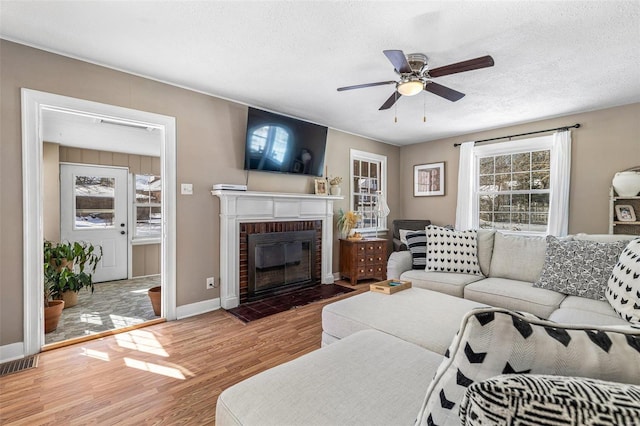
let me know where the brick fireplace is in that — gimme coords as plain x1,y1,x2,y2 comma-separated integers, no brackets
240,221,322,303
212,189,341,309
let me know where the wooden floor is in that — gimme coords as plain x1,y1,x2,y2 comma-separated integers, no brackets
0,282,368,425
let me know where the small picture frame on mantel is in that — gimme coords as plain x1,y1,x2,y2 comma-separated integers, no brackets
314,178,327,195
414,162,445,197
615,204,636,222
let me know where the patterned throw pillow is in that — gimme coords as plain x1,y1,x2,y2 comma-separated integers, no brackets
406,230,427,270
425,226,482,276
534,235,627,300
459,374,640,426
606,238,640,324
414,307,640,426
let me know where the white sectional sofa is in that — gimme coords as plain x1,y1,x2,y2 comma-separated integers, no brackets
217,231,640,425
386,230,636,325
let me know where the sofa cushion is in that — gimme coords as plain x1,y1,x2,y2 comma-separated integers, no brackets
489,233,546,282
476,229,495,277
321,288,486,355
551,295,630,326
606,238,640,324
534,236,627,300
415,307,640,426
425,226,482,276
549,308,633,327
459,374,640,426
464,277,565,319
400,269,484,298
216,330,444,426
406,230,427,269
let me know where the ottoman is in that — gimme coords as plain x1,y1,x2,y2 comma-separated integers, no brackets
321,287,486,355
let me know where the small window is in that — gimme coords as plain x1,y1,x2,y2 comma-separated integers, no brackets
134,174,162,240
350,149,388,233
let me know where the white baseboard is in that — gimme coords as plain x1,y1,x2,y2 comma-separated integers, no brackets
0,342,25,363
176,297,221,320
332,272,341,281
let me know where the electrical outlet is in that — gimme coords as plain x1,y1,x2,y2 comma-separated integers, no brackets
206,277,215,289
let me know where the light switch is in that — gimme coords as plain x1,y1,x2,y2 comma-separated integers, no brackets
181,183,193,195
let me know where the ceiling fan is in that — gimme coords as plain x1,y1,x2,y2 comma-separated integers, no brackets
337,50,494,110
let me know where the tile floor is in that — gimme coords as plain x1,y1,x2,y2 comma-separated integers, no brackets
45,275,161,345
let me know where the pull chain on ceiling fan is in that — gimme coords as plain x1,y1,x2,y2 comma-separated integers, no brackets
337,50,495,111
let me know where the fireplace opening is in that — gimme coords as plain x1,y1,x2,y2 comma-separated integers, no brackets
247,230,318,301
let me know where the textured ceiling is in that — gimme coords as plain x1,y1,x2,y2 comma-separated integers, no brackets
1,1,639,145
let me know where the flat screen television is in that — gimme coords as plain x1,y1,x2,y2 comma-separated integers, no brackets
244,107,328,177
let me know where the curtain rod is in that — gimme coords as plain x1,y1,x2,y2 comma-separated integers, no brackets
453,123,581,147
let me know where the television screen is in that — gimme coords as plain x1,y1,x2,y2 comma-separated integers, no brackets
244,107,328,177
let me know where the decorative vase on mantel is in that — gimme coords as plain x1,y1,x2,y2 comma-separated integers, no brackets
612,167,640,197
330,185,341,196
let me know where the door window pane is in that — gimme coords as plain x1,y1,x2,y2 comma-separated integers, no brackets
74,176,115,229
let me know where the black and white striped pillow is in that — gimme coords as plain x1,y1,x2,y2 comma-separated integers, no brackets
406,230,427,270
460,374,640,425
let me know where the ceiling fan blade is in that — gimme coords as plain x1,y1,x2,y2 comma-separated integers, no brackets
337,81,397,91
424,82,465,102
379,92,401,110
383,50,412,74
429,55,494,78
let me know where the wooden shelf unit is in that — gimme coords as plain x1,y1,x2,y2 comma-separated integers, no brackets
339,238,387,285
609,188,640,235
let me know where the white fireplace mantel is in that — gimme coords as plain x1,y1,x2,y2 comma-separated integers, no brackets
212,190,342,309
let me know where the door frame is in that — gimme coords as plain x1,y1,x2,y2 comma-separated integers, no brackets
21,88,177,355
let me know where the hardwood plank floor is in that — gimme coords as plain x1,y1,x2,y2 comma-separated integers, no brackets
0,283,369,425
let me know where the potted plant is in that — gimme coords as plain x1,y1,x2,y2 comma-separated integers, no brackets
43,278,65,333
329,176,343,196
44,240,102,308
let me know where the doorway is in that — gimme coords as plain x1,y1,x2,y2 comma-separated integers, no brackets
60,164,129,282
22,88,177,356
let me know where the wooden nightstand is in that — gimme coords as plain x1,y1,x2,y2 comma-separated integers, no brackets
339,238,387,285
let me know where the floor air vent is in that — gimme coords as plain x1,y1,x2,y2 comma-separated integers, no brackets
0,355,39,377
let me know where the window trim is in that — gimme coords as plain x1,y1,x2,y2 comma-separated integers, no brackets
349,149,388,234
472,135,554,235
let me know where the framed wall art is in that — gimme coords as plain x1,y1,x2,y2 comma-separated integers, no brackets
615,204,636,222
414,162,445,197
314,178,327,195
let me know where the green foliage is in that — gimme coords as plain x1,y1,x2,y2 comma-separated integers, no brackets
44,240,103,302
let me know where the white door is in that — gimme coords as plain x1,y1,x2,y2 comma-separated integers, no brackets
60,164,129,282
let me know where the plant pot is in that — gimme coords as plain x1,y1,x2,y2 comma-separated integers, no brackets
61,290,78,308
148,286,161,316
330,185,341,196
613,171,640,196
44,300,65,333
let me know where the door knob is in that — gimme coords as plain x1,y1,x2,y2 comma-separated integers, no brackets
120,231,126,235
120,223,125,227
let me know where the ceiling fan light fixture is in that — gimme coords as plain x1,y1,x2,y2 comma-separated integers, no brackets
397,80,424,96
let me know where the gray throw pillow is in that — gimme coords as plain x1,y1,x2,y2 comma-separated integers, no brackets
406,230,427,270
534,236,628,300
